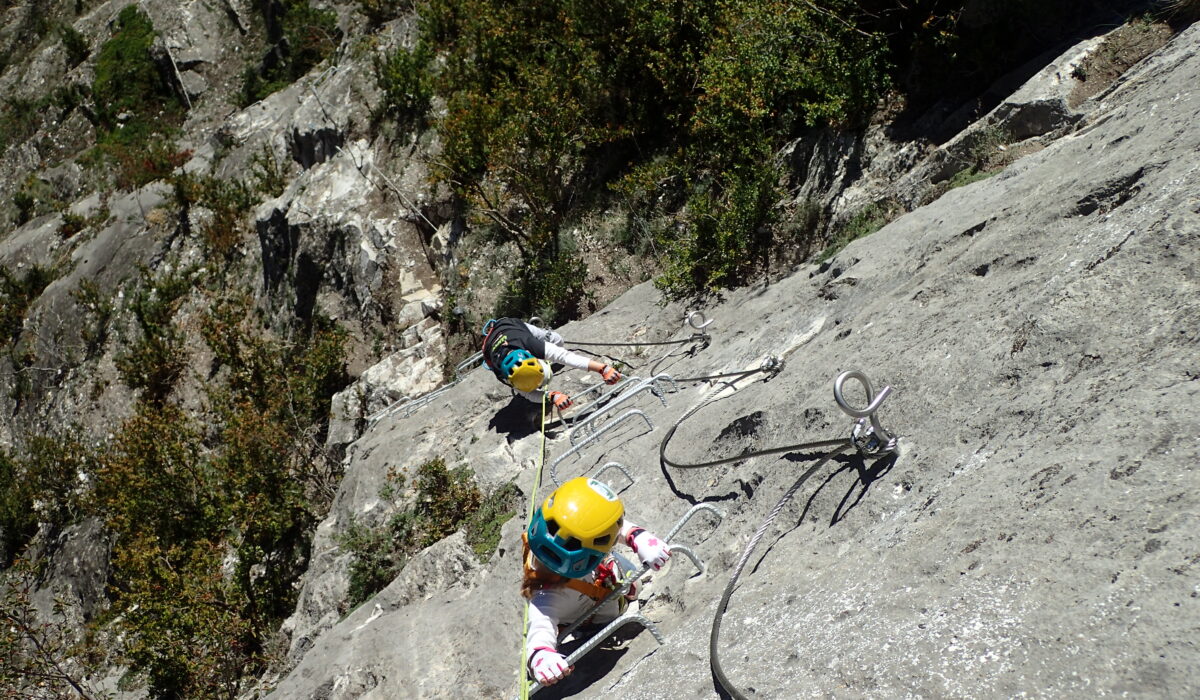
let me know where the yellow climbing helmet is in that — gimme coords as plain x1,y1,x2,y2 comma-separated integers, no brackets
504,350,546,392
527,477,624,578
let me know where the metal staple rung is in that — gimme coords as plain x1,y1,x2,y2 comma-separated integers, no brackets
525,612,664,697
550,408,654,486
591,462,635,492
665,502,725,542
667,544,705,576
567,376,638,416
568,375,672,446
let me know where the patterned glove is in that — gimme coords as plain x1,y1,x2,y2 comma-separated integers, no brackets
547,391,573,410
599,364,621,385
630,529,671,571
530,647,572,685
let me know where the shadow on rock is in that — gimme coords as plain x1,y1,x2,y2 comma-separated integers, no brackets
488,396,567,442
750,451,898,575
831,452,898,525
530,626,640,699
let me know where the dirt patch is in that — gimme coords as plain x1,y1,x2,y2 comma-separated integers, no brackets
1068,20,1175,108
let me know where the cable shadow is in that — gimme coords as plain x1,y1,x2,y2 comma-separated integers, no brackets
749,451,898,575
712,668,739,700
831,452,898,525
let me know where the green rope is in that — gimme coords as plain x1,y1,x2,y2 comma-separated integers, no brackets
518,393,549,699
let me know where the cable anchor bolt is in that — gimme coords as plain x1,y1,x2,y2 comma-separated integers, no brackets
834,370,898,456
759,355,784,378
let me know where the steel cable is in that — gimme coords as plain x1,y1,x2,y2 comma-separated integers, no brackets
709,441,853,699
656,366,868,698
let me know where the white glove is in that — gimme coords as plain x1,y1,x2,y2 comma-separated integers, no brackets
632,530,671,571
530,647,571,685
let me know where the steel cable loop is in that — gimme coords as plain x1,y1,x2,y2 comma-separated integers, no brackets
563,332,710,348
709,441,853,700
655,365,878,698
659,364,832,471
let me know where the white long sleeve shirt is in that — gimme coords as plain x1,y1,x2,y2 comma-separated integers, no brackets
524,521,642,665
513,323,594,404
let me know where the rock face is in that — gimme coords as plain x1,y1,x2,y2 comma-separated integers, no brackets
265,23,1200,700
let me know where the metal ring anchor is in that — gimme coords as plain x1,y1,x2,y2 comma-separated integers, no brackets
834,370,898,456
686,310,713,330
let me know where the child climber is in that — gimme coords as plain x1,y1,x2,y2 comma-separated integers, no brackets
481,318,622,410
522,477,671,687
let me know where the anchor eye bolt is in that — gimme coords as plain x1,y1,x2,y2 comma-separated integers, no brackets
834,370,898,456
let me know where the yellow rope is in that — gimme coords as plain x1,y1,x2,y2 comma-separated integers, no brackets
518,393,549,699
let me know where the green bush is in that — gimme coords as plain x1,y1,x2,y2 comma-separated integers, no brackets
88,6,188,190
464,482,519,560
358,0,412,27
338,457,511,608
241,0,342,105
250,142,289,198
493,250,590,325
85,293,349,696
817,201,895,261
92,6,182,141
415,0,890,303
59,23,90,68
70,279,115,359
0,264,56,346
114,267,196,403
657,158,781,298
0,451,36,567
12,173,67,226
374,40,433,131
172,173,258,257
0,96,41,157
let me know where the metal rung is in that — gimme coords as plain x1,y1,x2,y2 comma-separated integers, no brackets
566,376,639,416
591,462,634,493
550,409,654,486
525,612,664,697
568,376,671,446
667,544,705,576
664,502,725,542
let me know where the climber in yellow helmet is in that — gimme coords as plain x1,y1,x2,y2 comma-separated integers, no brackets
481,318,621,410
520,477,671,687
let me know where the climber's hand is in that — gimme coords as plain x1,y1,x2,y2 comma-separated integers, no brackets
531,647,572,685
631,530,671,571
547,391,573,410
599,364,621,385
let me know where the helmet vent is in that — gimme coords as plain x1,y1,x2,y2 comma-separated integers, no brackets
593,534,610,546
563,537,582,551
545,519,559,536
